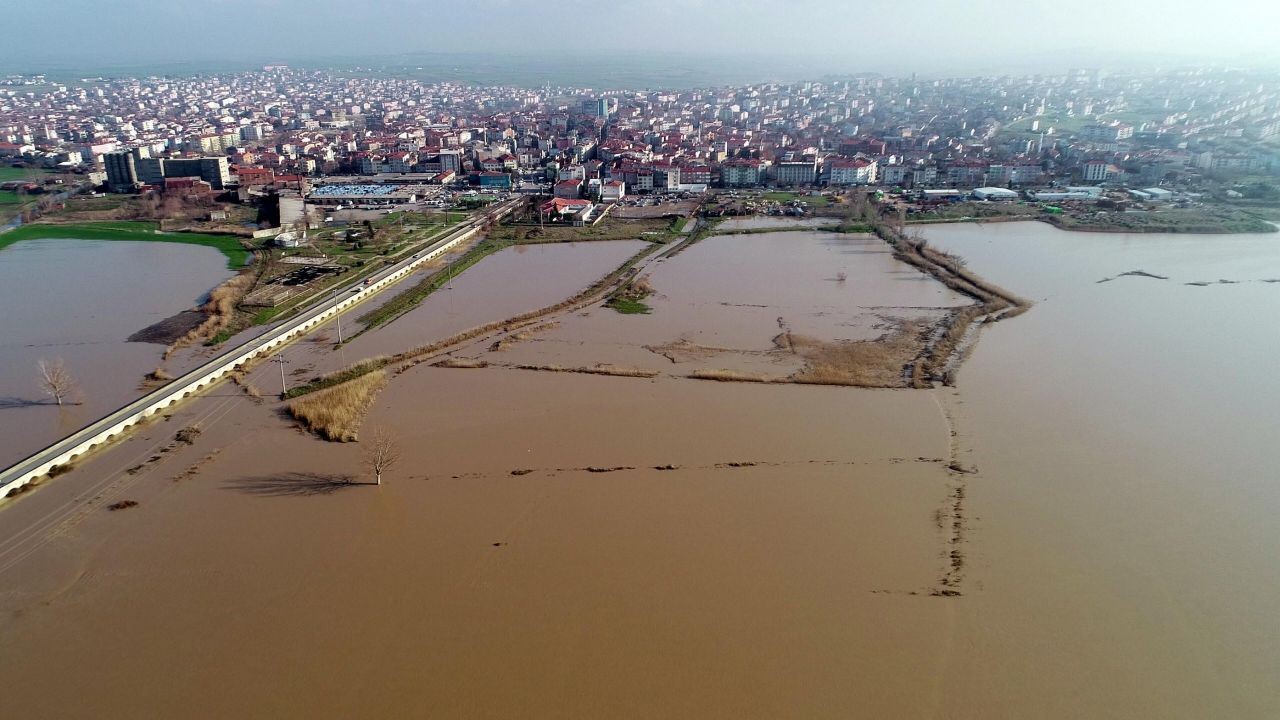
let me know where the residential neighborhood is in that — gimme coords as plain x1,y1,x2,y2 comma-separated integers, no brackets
2,65,1279,226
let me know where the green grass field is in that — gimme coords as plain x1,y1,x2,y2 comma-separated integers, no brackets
0,167,44,182
0,190,23,205
0,221,252,268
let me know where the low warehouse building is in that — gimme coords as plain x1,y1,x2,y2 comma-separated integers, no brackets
973,186,1020,200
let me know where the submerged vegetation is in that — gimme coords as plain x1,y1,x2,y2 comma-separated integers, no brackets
605,274,655,314
166,272,255,356
784,322,928,388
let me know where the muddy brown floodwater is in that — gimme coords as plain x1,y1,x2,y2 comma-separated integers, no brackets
0,221,1277,717
916,220,1280,718
265,240,650,388
482,230,968,378
0,238,233,468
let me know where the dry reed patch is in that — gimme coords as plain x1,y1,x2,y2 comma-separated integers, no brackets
175,423,203,444
783,320,927,388
513,363,659,378
688,369,776,383
287,370,388,442
433,357,490,369
166,271,254,356
645,339,765,364
490,321,560,351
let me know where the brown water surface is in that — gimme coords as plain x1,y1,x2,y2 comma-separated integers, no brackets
2,221,1278,717
491,230,967,375
273,240,647,384
920,220,1280,717
0,238,232,466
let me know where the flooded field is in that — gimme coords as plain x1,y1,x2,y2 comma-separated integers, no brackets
1,220,1278,717
471,230,969,379
918,220,1280,717
0,238,232,467
273,240,648,385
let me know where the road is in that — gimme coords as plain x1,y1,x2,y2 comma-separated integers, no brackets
0,199,518,498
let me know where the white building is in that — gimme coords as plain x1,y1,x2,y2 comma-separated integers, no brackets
973,187,1019,200
1082,161,1112,183
601,179,625,202
827,157,878,185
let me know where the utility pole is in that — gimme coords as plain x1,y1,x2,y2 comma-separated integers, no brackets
330,289,344,344
446,260,455,315
274,356,289,398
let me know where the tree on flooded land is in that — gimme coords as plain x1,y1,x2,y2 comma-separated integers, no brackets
38,358,79,406
362,426,401,486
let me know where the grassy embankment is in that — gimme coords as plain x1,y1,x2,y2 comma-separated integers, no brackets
0,221,251,268
660,217,721,257
875,224,1031,386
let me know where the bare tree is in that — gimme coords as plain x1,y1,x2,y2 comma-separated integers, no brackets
850,191,868,221
38,358,79,406
362,426,401,486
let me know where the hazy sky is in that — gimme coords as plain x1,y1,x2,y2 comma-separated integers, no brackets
3,0,1278,76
